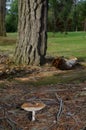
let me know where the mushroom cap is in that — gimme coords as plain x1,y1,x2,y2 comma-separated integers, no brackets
21,102,46,111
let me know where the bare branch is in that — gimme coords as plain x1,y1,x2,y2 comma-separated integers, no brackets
55,93,63,122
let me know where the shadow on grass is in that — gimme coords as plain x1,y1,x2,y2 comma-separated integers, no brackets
78,57,86,62
0,36,16,45
11,65,86,87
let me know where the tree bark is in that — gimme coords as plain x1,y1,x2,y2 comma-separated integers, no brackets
14,0,48,65
0,0,6,36
84,18,86,32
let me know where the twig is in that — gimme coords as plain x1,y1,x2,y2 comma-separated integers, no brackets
0,107,22,130
55,93,63,122
0,125,4,130
66,112,80,126
0,117,6,120
5,111,20,130
42,93,63,130
47,121,57,130
70,124,77,130
6,118,17,130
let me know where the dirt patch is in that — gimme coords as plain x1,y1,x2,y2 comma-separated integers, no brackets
0,56,86,130
0,82,86,130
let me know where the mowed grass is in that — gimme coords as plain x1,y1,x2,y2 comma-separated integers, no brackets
47,31,86,61
0,32,86,85
0,33,17,55
0,31,86,61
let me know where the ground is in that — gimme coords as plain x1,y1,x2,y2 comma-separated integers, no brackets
0,81,86,130
0,56,86,130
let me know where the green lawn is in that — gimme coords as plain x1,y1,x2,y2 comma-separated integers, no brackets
0,31,86,61
47,31,86,61
0,31,86,85
0,33,17,56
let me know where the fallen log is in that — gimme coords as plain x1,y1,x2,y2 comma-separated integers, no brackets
52,56,78,70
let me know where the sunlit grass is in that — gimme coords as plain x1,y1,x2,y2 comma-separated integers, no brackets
0,31,86,61
47,31,86,61
0,31,86,85
7,32,18,38
14,68,86,86
0,33,17,55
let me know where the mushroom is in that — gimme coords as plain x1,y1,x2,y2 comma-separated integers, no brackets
21,102,46,121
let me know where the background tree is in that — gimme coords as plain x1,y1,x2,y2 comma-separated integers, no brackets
61,0,73,34
14,0,48,65
0,0,6,36
6,0,18,32
77,0,86,31
48,0,61,32
48,0,63,32
48,0,73,33
5,0,86,33
72,0,79,31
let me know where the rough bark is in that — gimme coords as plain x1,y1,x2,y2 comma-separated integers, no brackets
84,18,86,32
14,0,48,65
0,0,6,36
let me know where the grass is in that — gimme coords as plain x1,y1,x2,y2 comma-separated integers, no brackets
14,68,86,86
0,33,17,56
0,31,86,60
29,69,86,86
7,32,17,38
47,31,86,61
0,31,86,86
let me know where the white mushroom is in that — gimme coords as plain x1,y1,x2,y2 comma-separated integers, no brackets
21,102,46,121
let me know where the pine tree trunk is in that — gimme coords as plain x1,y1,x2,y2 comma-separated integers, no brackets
84,18,86,32
0,0,6,36
15,0,48,65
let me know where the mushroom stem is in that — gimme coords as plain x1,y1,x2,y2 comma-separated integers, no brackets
32,111,35,121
